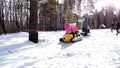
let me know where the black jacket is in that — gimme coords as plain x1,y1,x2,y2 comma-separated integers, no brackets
116,22,120,29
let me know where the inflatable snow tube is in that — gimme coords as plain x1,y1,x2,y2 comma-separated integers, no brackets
59,33,83,43
63,33,74,43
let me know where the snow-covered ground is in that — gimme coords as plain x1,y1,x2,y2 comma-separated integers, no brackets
0,29,120,68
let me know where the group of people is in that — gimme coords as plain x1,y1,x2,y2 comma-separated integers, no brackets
64,15,90,37
111,21,120,35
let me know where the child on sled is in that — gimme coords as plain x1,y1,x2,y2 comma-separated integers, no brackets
64,22,81,37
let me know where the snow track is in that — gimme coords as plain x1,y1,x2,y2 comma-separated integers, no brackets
0,29,120,68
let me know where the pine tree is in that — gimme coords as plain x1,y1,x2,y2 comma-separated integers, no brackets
64,8,75,23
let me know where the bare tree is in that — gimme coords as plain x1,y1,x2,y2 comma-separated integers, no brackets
64,0,75,11
0,0,7,34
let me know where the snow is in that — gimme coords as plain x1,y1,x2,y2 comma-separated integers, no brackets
0,29,120,68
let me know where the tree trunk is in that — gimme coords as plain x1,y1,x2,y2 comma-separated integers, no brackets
29,0,38,43
0,0,7,34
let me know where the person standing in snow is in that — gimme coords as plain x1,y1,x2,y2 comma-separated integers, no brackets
115,22,120,35
111,22,115,32
82,14,90,36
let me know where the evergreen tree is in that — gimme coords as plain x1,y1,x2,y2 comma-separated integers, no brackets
64,8,76,23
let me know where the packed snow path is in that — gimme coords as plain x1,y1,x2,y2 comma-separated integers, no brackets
0,29,120,68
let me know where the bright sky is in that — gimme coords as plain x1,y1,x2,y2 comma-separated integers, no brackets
95,0,120,11
58,0,64,4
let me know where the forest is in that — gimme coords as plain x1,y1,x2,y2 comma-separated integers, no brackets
0,0,120,35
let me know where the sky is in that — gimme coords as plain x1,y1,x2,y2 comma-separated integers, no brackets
57,0,120,16
58,0,64,4
95,0,120,11
58,0,120,11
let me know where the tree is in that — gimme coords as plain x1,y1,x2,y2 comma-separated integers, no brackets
64,8,76,23
39,0,59,31
29,0,38,43
0,0,7,34
64,0,75,11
